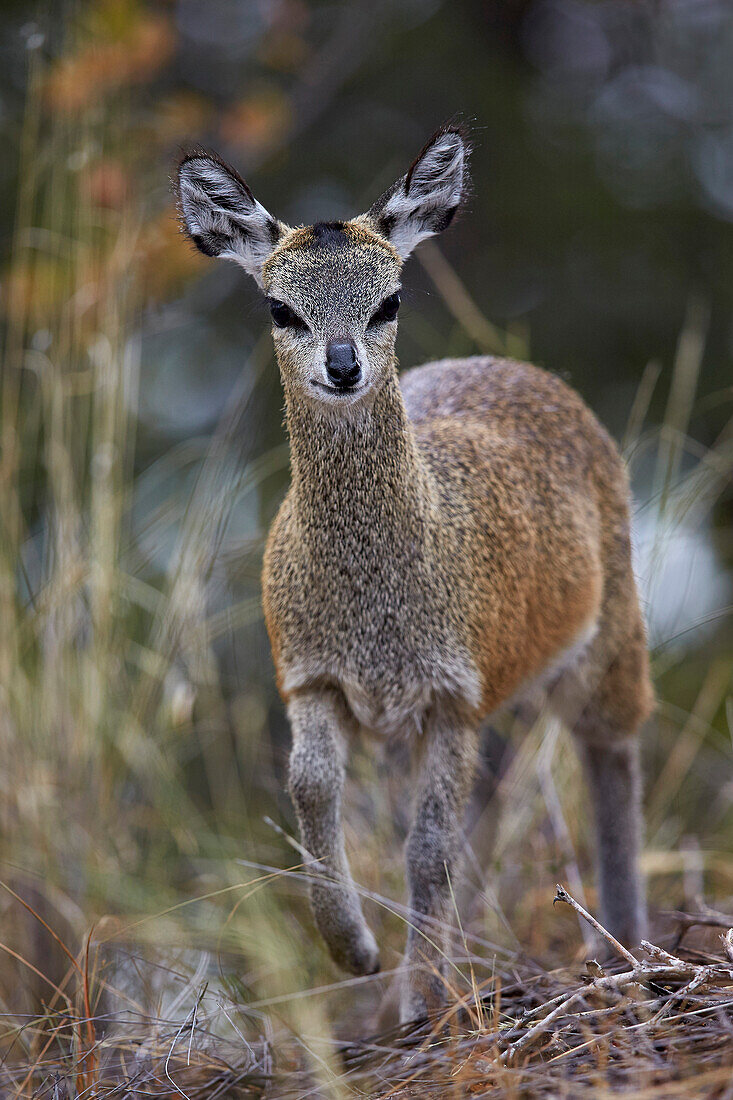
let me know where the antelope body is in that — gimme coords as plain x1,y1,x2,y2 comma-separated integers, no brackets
177,127,654,1022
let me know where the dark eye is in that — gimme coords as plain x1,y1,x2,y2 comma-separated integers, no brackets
368,292,400,327
268,299,306,330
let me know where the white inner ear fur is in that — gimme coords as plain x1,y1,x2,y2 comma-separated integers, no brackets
178,158,279,288
375,132,466,260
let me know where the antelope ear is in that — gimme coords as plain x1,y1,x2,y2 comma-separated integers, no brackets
364,125,470,259
176,150,285,287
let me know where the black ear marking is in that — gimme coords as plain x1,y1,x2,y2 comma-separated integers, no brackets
266,217,282,246
190,232,218,257
432,204,458,232
377,212,397,237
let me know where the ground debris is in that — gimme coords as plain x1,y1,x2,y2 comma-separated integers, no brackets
7,890,733,1098
340,888,733,1099
1,1023,271,1099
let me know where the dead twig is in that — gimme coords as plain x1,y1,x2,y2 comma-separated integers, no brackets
553,884,641,967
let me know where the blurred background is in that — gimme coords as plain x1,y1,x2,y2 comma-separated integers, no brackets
0,0,732,1092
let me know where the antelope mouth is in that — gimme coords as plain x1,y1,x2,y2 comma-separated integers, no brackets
310,380,366,398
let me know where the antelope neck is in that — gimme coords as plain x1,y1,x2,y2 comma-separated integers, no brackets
284,370,435,535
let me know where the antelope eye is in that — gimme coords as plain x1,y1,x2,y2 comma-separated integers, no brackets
268,299,305,329
369,292,400,327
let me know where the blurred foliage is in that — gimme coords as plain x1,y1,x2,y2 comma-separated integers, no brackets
0,0,731,1092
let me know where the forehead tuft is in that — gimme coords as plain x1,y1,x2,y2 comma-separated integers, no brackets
311,221,349,248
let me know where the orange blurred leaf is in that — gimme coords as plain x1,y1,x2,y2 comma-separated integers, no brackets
258,29,310,72
219,89,292,157
151,91,214,146
45,13,176,114
81,159,131,210
3,257,70,326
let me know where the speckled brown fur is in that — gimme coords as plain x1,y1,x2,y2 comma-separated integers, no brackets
177,127,654,1023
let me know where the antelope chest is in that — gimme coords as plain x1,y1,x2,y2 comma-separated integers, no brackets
266,540,480,738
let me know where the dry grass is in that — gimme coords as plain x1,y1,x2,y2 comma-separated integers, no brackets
3,889,733,1098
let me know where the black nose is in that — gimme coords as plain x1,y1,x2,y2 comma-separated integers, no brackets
325,338,361,389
